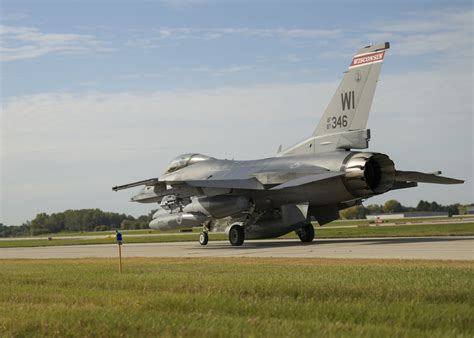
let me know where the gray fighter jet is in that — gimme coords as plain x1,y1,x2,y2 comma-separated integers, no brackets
113,42,463,246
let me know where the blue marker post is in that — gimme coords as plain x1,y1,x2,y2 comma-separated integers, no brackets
116,229,123,274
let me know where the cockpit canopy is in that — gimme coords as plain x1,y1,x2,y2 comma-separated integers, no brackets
165,153,213,174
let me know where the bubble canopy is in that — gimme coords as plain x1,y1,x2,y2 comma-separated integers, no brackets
165,153,213,174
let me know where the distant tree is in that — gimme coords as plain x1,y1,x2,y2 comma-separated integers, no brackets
148,209,158,219
366,204,383,215
94,225,110,232
383,200,403,213
340,206,360,219
428,201,440,212
457,205,467,215
416,200,430,211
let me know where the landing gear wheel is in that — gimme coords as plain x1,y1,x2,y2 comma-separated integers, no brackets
199,232,209,246
229,225,245,246
296,224,315,243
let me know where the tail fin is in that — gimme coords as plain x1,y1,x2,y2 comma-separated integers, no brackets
281,42,389,156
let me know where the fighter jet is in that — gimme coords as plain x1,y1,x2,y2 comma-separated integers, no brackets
112,42,463,246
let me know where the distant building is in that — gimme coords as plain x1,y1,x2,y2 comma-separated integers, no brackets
466,206,474,215
366,211,449,221
403,211,449,218
366,213,404,221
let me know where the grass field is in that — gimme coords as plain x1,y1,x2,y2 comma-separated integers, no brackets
1,222,473,248
0,258,472,337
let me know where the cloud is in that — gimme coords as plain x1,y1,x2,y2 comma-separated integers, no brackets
0,25,111,61
119,73,164,80
147,64,255,77
210,65,255,76
283,54,303,63
369,9,473,59
2,13,29,21
127,27,343,49
159,0,207,9
124,8,471,63
218,28,343,39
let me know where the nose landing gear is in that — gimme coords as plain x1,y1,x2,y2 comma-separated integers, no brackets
199,232,209,245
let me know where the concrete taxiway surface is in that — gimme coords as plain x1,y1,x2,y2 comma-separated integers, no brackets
1,236,473,260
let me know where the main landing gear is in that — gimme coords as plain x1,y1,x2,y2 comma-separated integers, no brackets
228,224,245,246
296,223,315,243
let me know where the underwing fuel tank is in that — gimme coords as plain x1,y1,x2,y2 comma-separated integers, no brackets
149,209,207,231
241,219,305,240
183,196,250,218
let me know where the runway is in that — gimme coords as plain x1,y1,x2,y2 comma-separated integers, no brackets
1,236,473,260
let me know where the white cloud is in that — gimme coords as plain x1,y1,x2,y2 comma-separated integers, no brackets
283,54,303,63
218,28,343,39
370,9,473,59
0,25,111,61
159,0,207,9
128,27,343,48
2,13,29,21
119,73,164,80
381,10,471,34
124,8,472,62
157,64,255,76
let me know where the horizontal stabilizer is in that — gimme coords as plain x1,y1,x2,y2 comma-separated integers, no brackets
270,171,344,190
390,181,418,191
395,171,464,185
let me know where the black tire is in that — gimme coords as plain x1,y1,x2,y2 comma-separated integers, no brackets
229,225,245,246
296,224,315,243
199,232,209,246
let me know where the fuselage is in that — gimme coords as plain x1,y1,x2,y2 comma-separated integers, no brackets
131,150,395,209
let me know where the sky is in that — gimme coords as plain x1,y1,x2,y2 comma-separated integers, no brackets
1,0,473,225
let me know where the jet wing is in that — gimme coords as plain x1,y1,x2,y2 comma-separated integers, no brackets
395,171,464,184
112,166,343,197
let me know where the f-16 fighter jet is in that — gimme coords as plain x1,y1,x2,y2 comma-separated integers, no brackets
113,42,463,246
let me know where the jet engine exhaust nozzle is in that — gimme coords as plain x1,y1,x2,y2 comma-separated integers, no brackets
343,152,395,198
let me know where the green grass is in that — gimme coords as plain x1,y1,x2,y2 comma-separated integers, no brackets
1,223,473,248
313,222,474,238
0,258,472,337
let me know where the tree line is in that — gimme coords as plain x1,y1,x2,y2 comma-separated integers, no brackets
0,200,471,237
0,208,157,237
339,200,468,220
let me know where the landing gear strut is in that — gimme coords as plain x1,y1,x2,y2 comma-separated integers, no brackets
229,224,245,246
199,232,209,245
296,223,315,243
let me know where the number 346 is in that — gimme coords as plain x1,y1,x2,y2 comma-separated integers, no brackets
331,115,348,128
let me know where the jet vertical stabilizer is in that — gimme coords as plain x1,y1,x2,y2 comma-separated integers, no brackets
281,42,390,156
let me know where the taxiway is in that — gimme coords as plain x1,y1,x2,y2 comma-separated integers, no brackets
1,236,472,260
